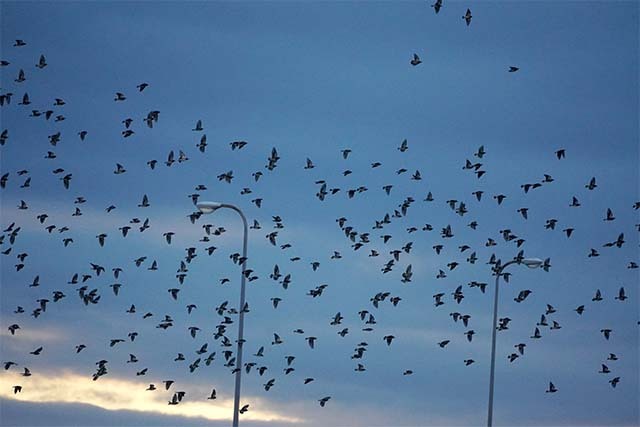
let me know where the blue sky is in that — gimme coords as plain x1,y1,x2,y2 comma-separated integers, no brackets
0,1,638,426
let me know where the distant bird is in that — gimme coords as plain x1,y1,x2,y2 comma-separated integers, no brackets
61,174,72,189
306,336,317,349
508,66,519,72
15,69,26,83
304,158,315,169
410,54,422,66
138,194,150,207
431,0,442,14
604,208,615,221
464,330,475,342
319,396,331,407
592,289,603,301
463,8,472,26
272,333,284,345
168,288,180,300
530,327,542,339
546,382,557,393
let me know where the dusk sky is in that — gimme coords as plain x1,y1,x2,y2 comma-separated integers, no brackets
0,1,638,426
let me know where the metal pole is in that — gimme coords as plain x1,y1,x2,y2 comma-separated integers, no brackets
223,204,248,427
487,260,517,427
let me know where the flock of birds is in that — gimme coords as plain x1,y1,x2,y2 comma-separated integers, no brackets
1,3,637,423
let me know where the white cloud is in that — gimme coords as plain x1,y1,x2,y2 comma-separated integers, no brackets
0,369,303,424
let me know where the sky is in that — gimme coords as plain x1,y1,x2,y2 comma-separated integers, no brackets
0,1,638,426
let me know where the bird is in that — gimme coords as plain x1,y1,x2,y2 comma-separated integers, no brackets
239,404,250,414
431,0,442,14
410,54,422,66
3,362,17,372
138,194,150,207
604,208,615,221
15,69,26,83
319,396,331,407
306,336,317,349
463,8,472,26
508,66,519,72
615,287,627,301
438,340,450,348
585,177,597,190
546,382,558,393
592,289,603,302
113,163,126,174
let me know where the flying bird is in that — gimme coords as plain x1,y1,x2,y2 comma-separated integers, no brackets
431,0,442,14
463,8,472,26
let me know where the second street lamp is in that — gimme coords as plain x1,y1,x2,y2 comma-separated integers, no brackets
487,257,544,427
197,201,248,427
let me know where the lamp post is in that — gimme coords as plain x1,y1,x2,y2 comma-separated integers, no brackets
487,257,543,427
197,201,248,427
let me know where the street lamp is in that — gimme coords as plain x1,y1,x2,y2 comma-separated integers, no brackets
487,257,544,427
197,201,248,427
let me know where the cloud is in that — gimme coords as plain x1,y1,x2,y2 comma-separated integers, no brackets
0,324,68,345
0,370,303,424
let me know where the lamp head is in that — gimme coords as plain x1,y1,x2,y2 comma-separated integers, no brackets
197,201,223,214
522,258,543,269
